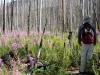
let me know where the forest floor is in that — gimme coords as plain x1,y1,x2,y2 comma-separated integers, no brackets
67,67,79,75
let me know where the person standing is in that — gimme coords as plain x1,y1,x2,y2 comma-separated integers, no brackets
78,16,96,75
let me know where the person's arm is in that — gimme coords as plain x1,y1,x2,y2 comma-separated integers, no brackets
78,26,82,46
93,25,96,45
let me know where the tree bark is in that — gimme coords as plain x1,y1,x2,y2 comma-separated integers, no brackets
3,0,6,34
11,0,14,32
27,0,31,36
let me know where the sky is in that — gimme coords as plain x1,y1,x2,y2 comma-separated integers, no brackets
0,0,11,4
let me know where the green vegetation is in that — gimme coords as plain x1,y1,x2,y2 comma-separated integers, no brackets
0,34,100,75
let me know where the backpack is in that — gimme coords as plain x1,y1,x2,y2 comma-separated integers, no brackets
81,24,94,44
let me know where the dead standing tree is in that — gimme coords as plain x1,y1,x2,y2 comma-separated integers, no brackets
37,0,39,33
3,0,5,34
11,0,14,32
62,0,65,33
69,0,73,47
27,0,31,36
92,0,97,27
96,0,100,31
7,3,10,30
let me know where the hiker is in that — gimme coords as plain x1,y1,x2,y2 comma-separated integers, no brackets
78,16,96,75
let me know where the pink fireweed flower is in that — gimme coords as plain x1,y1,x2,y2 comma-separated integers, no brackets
19,31,27,38
29,56,33,65
13,61,19,75
0,35,8,45
12,30,19,38
0,58,2,68
18,44,25,49
46,31,51,35
12,42,18,51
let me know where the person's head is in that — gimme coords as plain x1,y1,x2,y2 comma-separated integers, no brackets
83,16,91,23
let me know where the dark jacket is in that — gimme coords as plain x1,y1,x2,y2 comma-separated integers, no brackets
78,22,96,45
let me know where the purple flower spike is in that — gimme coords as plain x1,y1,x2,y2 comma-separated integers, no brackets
0,58,2,67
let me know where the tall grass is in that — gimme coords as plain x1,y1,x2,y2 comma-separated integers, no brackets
0,33,100,75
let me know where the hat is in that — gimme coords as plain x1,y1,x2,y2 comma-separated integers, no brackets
83,16,91,21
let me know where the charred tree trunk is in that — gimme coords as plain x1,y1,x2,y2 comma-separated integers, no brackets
27,0,31,36
92,0,97,26
69,0,73,47
36,0,39,33
62,0,65,32
7,4,10,30
16,0,19,30
11,0,14,32
3,0,6,34
97,0,100,31
80,0,83,24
